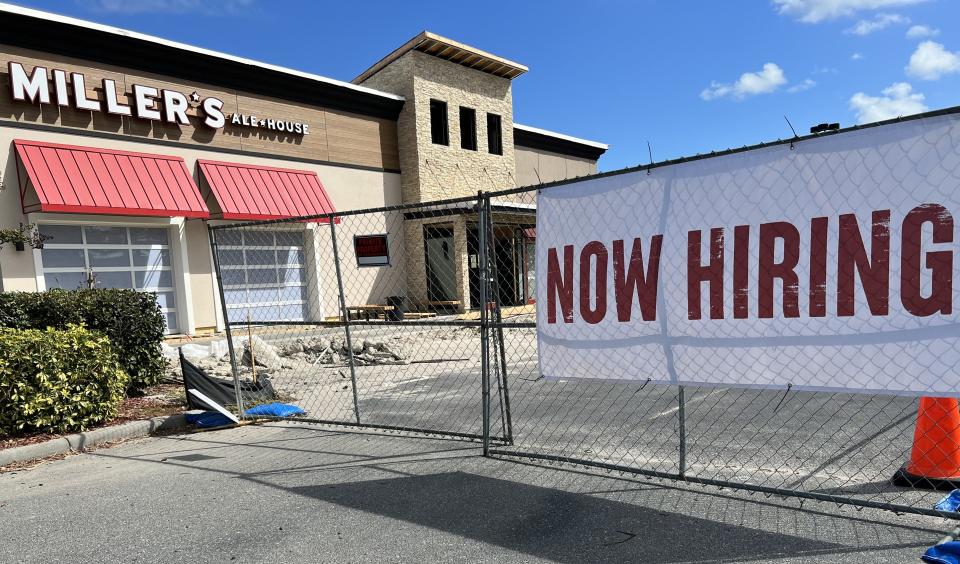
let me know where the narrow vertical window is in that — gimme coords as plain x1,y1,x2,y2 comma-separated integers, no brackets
460,106,477,150
430,99,449,145
487,112,503,155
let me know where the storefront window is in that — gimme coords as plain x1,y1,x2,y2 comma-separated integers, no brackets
38,224,179,333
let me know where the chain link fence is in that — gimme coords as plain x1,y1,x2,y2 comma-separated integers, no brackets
209,195,508,442
486,150,959,520
209,175,960,520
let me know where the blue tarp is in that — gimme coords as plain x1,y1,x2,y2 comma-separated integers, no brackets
936,490,960,513
243,402,306,418
923,541,960,564
184,411,235,428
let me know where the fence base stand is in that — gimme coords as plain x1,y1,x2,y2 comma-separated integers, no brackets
891,467,960,491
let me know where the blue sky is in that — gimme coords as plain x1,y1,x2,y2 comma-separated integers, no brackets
14,0,960,171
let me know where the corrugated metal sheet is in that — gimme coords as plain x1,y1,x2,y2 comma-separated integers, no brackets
14,139,209,218
198,160,336,221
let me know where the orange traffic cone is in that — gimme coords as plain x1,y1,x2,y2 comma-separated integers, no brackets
892,397,960,490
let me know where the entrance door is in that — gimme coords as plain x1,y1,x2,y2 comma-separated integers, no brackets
424,226,456,302
39,224,180,333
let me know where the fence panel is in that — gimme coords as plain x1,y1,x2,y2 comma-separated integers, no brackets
485,187,958,519
210,196,506,441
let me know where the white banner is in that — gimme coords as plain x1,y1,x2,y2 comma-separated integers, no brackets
536,112,960,396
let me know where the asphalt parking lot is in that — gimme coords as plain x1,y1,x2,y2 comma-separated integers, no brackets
0,422,953,563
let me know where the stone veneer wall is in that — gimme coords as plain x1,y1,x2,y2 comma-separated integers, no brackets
361,50,517,309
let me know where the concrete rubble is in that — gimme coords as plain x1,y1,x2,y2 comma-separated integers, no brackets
162,334,410,382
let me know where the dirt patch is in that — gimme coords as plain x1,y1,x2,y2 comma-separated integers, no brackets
0,383,186,450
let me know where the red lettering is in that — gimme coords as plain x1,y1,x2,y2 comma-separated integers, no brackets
546,245,574,323
837,210,890,316
758,221,800,318
613,236,663,322
809,216,829,317
688,228,724,320
733,225,749,319
579,241,608,324
901,204,953,316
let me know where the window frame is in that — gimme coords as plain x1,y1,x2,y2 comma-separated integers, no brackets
430,99,449,146
459,106,477,151
487,112,503,155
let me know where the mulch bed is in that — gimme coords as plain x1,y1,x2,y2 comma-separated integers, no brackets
0,383,186,451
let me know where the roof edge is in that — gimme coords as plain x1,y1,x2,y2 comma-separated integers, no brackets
513,123,608,161
353,30,528,84
513,123,608,149
0,2,404,103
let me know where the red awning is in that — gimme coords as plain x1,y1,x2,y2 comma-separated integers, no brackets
198,160,336,221
14,140,209,218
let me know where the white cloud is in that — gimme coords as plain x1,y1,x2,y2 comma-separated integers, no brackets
787,78,817,93
701,63,788,101
845,12,908,35
772,0,927,23
85,0,253,14
849,82,928,123
906,24,940,38
906,41,960,80
851,52,864,60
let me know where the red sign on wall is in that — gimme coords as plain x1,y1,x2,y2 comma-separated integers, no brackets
354,234,390,266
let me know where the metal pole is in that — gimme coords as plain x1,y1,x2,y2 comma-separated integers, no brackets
484,198,513,444
329,216,362,425
208,227,244,417
478,192,491,456
678,385,687,478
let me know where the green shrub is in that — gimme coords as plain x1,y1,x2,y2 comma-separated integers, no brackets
0,325,129,436
0,289,168,391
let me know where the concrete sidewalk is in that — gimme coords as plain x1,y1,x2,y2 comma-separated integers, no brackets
0,422,952,563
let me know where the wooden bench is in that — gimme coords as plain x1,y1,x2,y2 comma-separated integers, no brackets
403,312,437,320
427,300,461,312
345,304,394,321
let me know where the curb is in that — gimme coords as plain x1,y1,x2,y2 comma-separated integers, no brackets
0,413,188,467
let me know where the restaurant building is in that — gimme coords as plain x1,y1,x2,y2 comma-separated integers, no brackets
0,4,607,335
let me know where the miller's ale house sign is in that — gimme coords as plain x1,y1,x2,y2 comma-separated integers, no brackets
7,61,310,135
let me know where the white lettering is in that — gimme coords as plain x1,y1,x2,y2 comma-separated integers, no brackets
52,69,69,106
9,62,49,104
71,73,100,111
132,85,161,120
202,97,225,129
302,123,309,135
161,90,190,125
102,79,131,116
231,113,241,125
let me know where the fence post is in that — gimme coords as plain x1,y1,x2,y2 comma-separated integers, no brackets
329,215,362,425
478,192,491,456
678,385,687,478
208,227,244,416
484,196,513,444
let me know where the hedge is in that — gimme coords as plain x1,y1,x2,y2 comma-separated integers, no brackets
0,325,128,436
0,289,167,391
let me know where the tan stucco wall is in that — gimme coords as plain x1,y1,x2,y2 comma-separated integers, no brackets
0,125,402,333
514,145,598,187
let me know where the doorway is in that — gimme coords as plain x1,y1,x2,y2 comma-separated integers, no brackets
424,226,456,303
